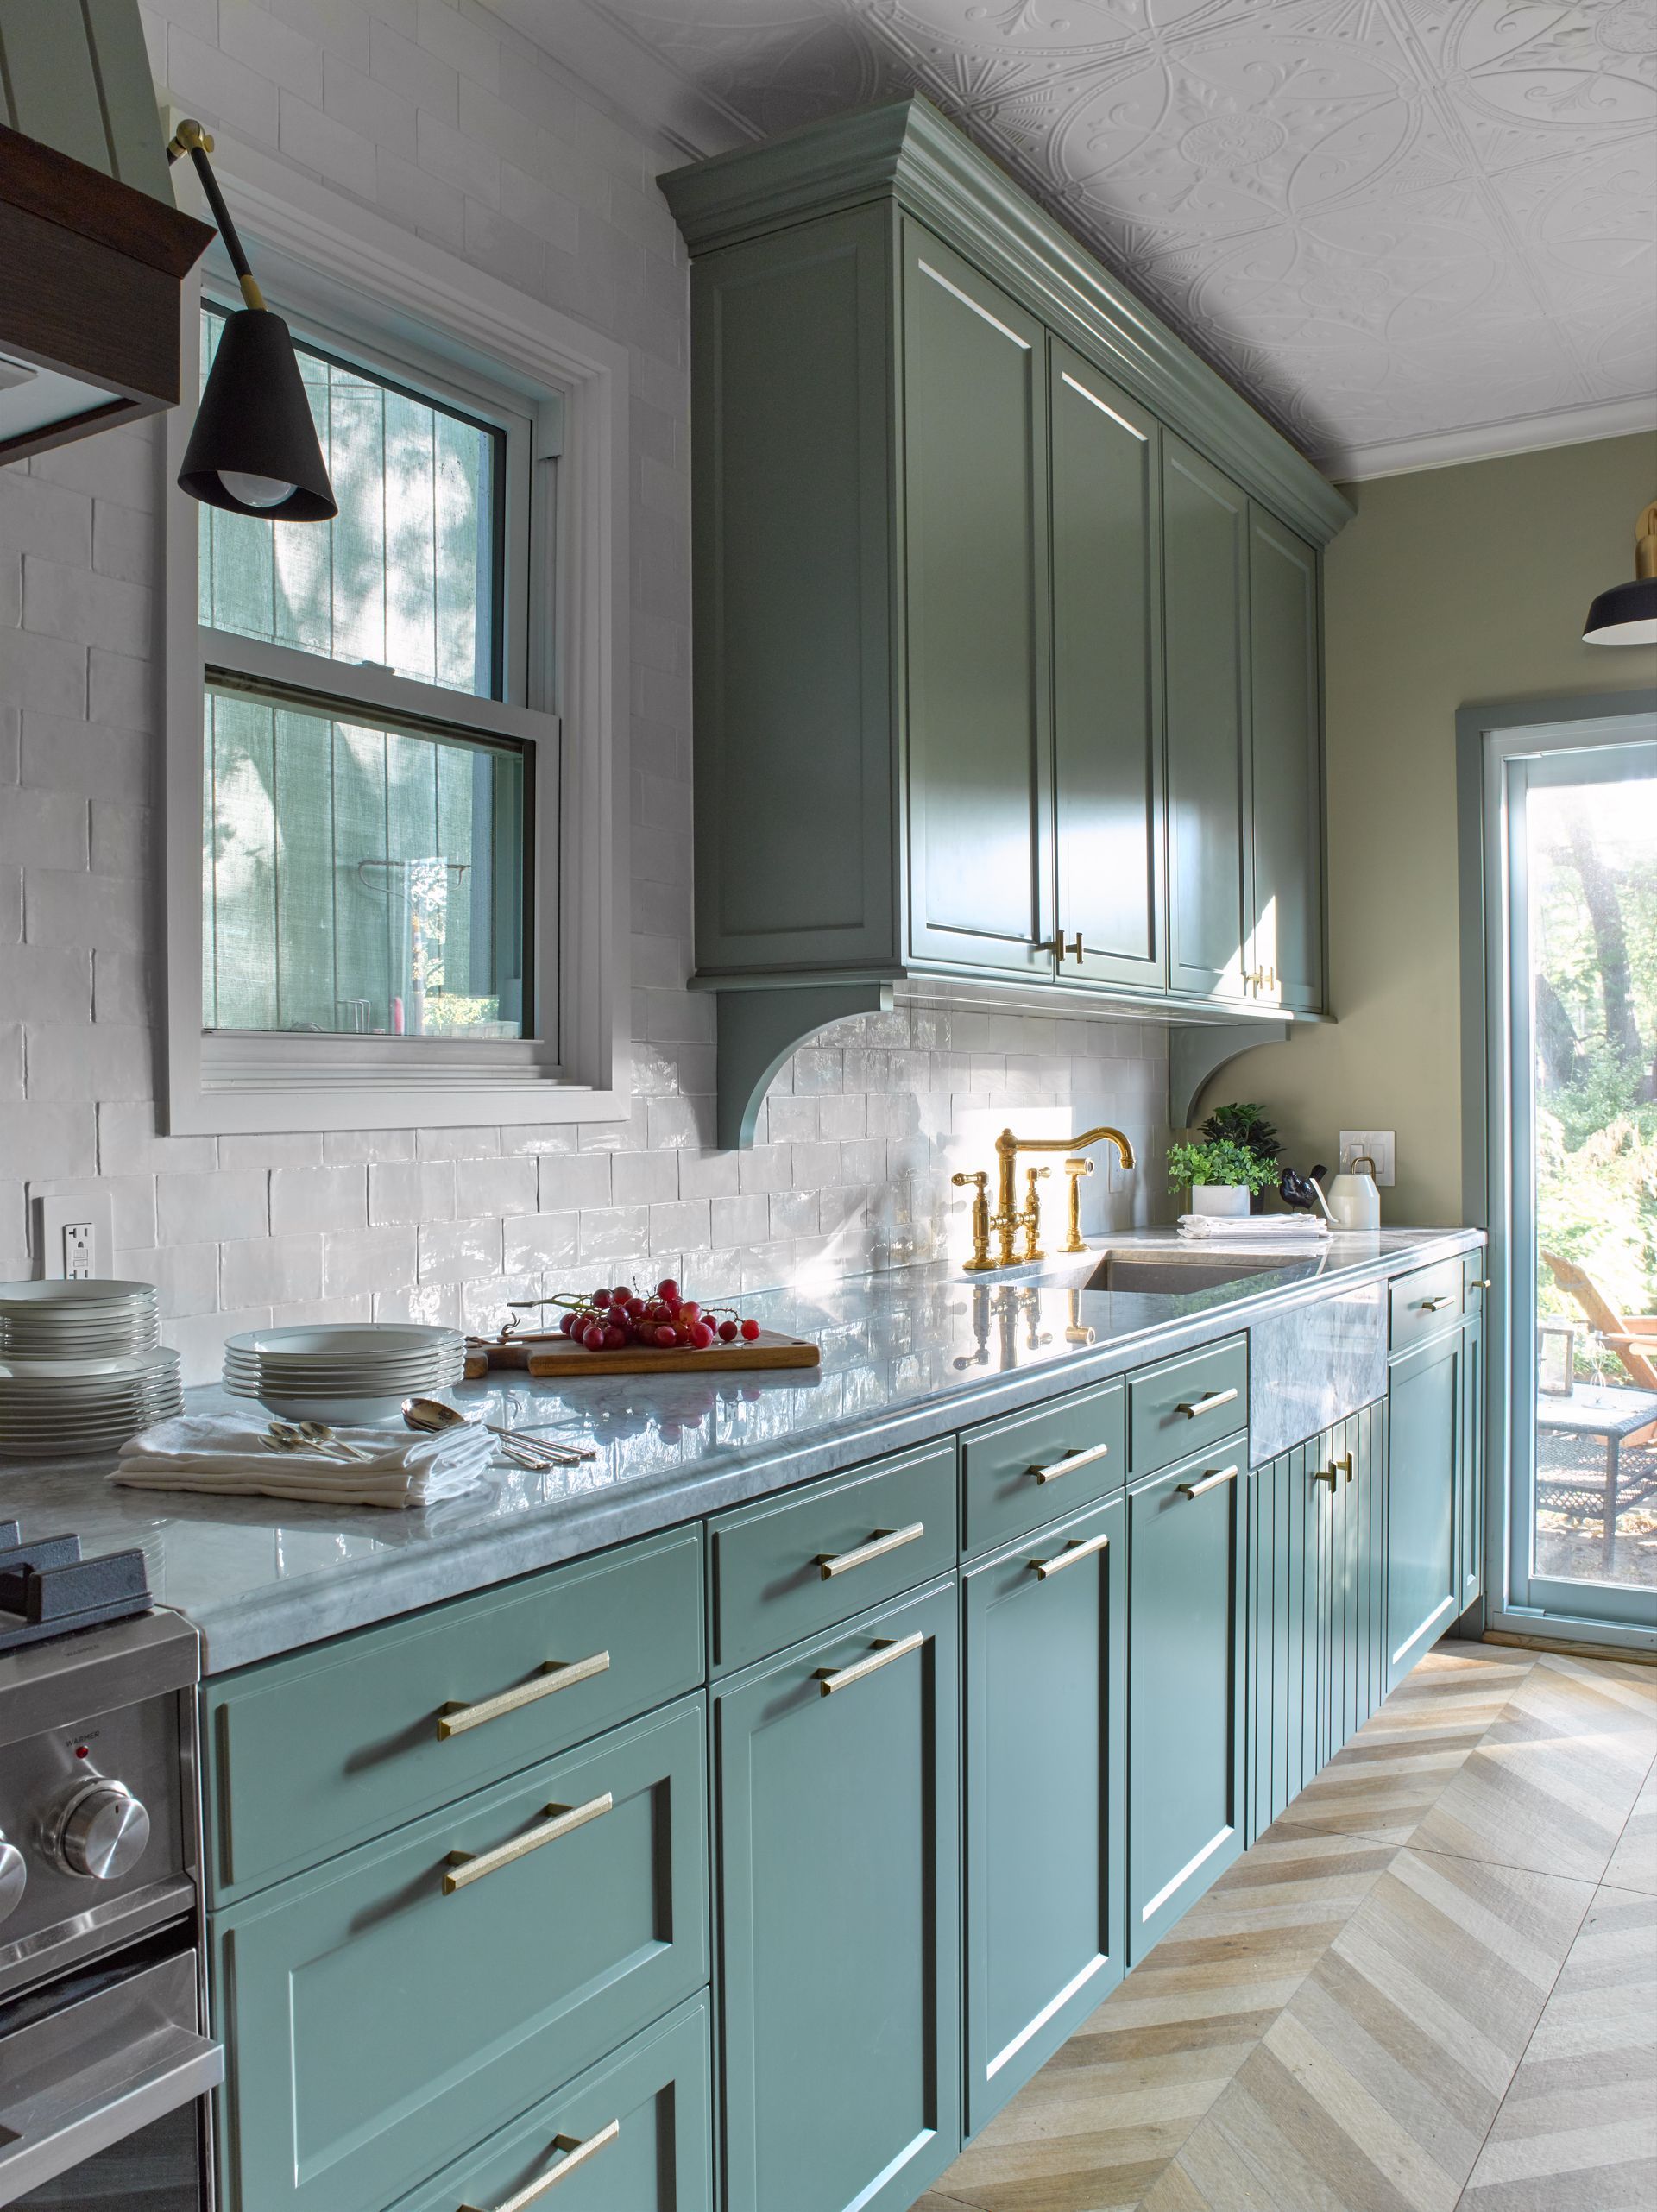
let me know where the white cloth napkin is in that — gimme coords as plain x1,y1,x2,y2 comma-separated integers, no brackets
1177,1213,1330,1244
112,1414,494,1508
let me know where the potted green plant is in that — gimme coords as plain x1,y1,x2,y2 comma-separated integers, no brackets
1201,1103,1282,1214
1167,1138,1282,1218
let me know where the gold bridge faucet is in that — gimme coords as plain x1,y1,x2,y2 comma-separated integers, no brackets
955,1125,1136,1271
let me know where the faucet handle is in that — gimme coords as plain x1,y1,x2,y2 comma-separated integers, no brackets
951,1169,987,1189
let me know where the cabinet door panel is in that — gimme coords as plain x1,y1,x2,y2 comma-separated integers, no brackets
1459,1317,1484,1618
963,1493,1125,2133
1128,1449,1245,1959
715,1580,961,2212
1163,436,1250,1001
212,1698,708,2212
1248,507,1323,1012
1049,341,1164,988
903,225,1052,975
1386,1334,1463,1691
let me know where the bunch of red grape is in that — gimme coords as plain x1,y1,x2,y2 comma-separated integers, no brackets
553,1278,764,1354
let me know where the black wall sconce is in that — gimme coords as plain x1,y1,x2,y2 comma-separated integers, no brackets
167,119,337,521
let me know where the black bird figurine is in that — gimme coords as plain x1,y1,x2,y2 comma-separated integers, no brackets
1279,1163,1328,1212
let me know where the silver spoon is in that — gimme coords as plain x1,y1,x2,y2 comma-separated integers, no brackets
264,1419,361,1462
401,1397,588,1468
293,1419,375,1461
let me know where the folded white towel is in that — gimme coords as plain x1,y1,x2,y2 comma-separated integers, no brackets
1177,1213,1328,1241
112,1414,493,1508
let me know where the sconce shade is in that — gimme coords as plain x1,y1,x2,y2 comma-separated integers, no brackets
1583,575,1657,647
178,308,337,522
1583,501,1657,645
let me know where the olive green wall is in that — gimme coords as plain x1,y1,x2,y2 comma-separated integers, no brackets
1207,431,1657,1224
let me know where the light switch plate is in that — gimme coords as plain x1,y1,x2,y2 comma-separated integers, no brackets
1338,1131,1395,1187
29,1188,116,1280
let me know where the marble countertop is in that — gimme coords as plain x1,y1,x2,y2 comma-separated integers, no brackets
1,1226,1483,1673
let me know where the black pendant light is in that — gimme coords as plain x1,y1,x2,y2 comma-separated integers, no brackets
167,121,337,522
1583,501,1657,646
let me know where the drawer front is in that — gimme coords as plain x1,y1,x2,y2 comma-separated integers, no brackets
205,1525,703,1904
389,1995,713,2212
708,1440,956,1673
213,1696,709,2212
1389,1257,1465,1352
960,1377,1124,1559
1127,1336,1248,1475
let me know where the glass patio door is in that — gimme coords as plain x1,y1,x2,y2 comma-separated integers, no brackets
1492,715,1657,1638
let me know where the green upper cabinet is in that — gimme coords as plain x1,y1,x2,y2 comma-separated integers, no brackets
664,96,1349,1142
1163,437,1252,1004
1248,507,1325,1013
689,205,898,978
1049,343,1165,990
902,226,1053,977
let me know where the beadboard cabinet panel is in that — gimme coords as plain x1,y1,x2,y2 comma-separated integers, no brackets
962,1492,1126,2133
1248,507,1324,1014
1163,437,1252,1004
902,225,1054,977
690,207,898,974
1049,341,1165,989
1386,1331,1464,1692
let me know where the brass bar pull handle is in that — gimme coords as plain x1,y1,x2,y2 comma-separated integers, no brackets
817,1523,924,1580
1030,1528,1110,1579
1477,1277,1492,1289
443,1793,613,1894
1421,1295,1454,1312
1311,1465,1338,1490
816,1631,925,1698
1027,1440,1110,1485
1049,931,1083,964
438,1652,610,1739
459,2119,621,2210
1175,1387,1239,1421
1335,1452,1354,1484
1176,1464,1238,1500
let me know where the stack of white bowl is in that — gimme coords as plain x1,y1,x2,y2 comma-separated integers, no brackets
0,1281,182,1458
223,1325,467,1423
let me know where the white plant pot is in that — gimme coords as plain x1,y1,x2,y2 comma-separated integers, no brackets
1190,1184,1251,1218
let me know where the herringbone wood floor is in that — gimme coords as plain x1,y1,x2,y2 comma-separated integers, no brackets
925,1642,1657,2212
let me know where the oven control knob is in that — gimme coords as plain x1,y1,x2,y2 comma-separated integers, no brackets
0,1831,23,1922
51,1780,151,1881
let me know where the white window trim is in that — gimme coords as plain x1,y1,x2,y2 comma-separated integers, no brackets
162,135,631,1134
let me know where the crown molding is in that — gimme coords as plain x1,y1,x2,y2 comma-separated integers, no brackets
1321,395,1657,485
662,95,1353,548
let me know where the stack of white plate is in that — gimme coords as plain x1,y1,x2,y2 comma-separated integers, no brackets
0,1279,161,1358
0,1347,183,1459
223,1325,467,1422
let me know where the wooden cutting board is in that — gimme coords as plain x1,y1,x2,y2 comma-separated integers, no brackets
464,1328,820,1381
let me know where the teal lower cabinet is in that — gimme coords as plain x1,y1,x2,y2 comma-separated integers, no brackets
1126,1438,1247,1962
388,1995,714,2212
961,1491,1125,2134
713,1579,961,2212
1458,1315,1485,1620
211,1696,709,2212
1385,1329,1465,1692
1246,1402,1387,1839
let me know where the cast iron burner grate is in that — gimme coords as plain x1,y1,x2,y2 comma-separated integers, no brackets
0,1518,151,1654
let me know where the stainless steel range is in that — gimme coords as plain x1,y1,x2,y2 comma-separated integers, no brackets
0,1518,220,2209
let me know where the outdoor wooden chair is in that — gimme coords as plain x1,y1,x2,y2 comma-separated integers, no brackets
1541,1251,1657,1446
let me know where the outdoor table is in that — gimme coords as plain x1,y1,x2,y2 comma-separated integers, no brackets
1536,1383,1657,1573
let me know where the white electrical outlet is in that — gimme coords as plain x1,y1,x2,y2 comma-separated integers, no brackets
29,1189,116,1281
1338,1131,1396,1187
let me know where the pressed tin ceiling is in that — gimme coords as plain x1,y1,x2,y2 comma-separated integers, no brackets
507,0,1657,476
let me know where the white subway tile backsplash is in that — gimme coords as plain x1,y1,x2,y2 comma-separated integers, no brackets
324,1225,418,1299
220,1231,324,1308
157,1169,268,1246
418,1215,501,1282
454,1156,538,1219
270,1164,369,1233
369,1159,457,1226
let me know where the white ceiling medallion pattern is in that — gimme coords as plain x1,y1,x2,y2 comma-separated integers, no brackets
564,0,1656,473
